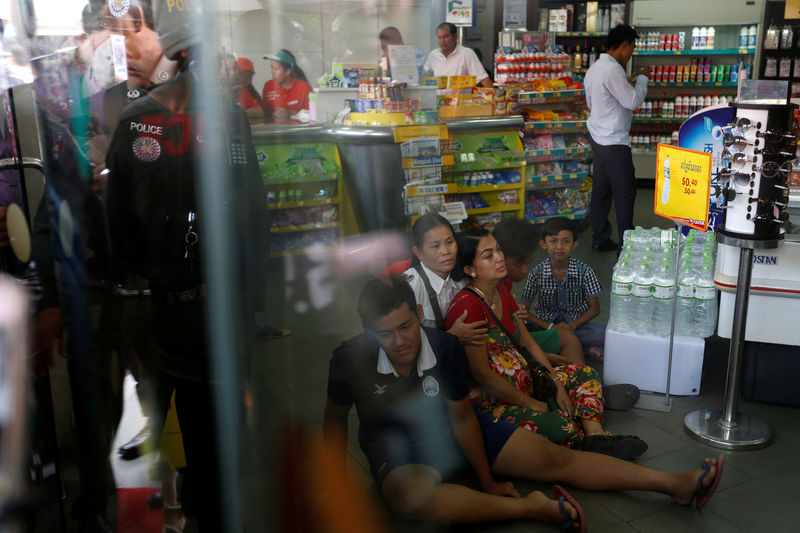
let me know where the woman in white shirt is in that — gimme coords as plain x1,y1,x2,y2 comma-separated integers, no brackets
402,214,487,344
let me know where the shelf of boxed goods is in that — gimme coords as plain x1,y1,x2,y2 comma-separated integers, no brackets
526,210,589,225
555,31,606,38
256,140,345,258
518,89,584,105
525,146,590,159
524,120,588,133
527,171,588,185
633,48,754,56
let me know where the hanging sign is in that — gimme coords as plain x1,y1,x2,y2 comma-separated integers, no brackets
654,143,712,231
446,0,474,26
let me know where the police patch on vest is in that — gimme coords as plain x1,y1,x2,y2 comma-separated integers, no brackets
107,0,130,18
132,136,162,162
422,375,440,397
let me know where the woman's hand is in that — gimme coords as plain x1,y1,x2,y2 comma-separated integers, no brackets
448,310,488,345
517,390,549,412
274,107,290,121
515,300,530,324
554,381,573,416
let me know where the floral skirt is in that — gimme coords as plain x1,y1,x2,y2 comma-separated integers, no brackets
470,342,605,448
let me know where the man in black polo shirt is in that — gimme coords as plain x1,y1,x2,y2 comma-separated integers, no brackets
324,277,725,529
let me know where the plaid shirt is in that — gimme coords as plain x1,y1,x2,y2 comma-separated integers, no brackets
521,257,604,323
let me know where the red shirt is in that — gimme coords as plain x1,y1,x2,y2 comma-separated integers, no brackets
446,283,518,336
261,78,311,115
381,258,413,276
237,87,261,110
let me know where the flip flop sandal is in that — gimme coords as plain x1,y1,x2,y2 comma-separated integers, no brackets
695,455,725,509
581,434,648,461
587,346,604,362
602,384,640,410
552,485,587,533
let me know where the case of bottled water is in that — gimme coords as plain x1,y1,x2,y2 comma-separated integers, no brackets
607,227,717,338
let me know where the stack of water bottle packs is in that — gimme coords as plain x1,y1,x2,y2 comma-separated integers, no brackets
608,227,717,338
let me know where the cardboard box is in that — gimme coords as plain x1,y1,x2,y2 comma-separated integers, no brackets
603,329,704,396
586,2,598,32
438,103,494,118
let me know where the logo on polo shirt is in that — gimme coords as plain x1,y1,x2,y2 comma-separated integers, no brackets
374,384,388,395
422,375,439,397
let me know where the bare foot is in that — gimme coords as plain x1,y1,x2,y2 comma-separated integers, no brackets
673,457,719,506
522,490,577,526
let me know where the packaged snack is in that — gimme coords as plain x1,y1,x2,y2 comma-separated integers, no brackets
474,212,503,230
551,135,567,149
498,190,519,205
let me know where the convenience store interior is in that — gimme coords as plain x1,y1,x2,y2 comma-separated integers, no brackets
29,186,797,533
5,0,799,531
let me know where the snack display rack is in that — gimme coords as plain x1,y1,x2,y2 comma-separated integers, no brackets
255,142,345,257
519,86,591,224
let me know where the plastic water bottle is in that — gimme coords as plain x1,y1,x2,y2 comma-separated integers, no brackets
651,262,675,336
675,264,696,336
631,261,654,334
608,260,634,332
695,263,717,337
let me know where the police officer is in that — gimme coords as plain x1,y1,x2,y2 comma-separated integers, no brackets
105,0,267,529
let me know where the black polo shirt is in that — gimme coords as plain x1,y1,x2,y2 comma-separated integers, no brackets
327,326,471,476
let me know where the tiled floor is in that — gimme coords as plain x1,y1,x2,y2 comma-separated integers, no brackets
41,184,799,531
250,184,799,532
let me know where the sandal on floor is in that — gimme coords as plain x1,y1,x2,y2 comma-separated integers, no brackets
581,434,648,461
602,384,640,410
587,346,604,362
553,485,586,533
695,455,725,509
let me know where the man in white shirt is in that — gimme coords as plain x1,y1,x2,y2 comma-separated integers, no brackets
584,24,649,252
424,22,491,87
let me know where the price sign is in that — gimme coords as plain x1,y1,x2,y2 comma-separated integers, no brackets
654,143,712,231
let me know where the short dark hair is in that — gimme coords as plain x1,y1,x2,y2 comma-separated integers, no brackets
539,217,578,241
605,24,638,50
492,218,538,262
436,22,457,37
455,225,490,278
357,276,417,330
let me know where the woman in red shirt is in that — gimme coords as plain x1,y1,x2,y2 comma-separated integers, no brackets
445,225,646,460
261,49,312,122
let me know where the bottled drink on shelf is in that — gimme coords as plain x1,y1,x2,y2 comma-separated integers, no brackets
695,263,717,337
631,260,654,334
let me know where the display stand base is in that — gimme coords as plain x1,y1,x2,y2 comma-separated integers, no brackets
684,408,773,450
633,392,673,413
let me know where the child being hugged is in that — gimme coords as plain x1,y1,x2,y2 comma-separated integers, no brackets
520,217,606,362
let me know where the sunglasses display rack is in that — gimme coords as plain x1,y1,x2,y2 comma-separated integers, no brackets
719,103,797,239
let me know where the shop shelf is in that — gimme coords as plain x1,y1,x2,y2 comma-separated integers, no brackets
632,116,685,124
525,120,587,132
525,210,588,224
528,171,589,184
468,203,523,215
518,89,584,104
405,182,458,197
454,182,523,194
649,81,738,88
633,48,754,56
270,221,340,233
447,160,526,173
555,31,606,37
631,149,658,156
267,198,338,209
401,154,455,169
572,68,587,74
525,146,590,158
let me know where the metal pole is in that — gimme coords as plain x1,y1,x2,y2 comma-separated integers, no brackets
721,246,753,428
664,226,682,405
684,232,774,450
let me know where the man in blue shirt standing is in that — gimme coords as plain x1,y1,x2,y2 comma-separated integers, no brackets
584,24,649,252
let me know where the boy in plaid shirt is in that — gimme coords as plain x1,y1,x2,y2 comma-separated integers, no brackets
520,217,606,361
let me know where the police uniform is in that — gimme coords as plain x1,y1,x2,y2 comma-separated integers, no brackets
327,326,517,486
105,69,267,528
